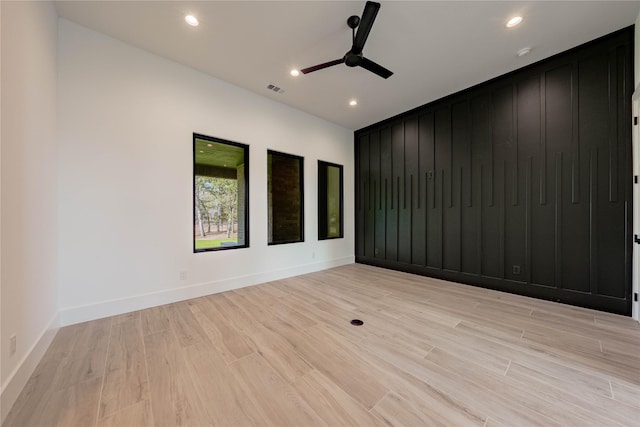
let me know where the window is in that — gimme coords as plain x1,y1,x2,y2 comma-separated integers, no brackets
193,134,249,252
318,161,343,240
268,150,304,244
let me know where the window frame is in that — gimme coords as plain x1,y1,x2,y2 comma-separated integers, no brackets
317,160,344,240
267,149,305,245
193,133,249,253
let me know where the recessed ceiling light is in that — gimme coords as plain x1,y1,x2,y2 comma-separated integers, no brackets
290,69,300,77
506,16,523,28
349,99,358,106
517,47,532,57
207,144,212,147
199,150,204,153
185,15,199,27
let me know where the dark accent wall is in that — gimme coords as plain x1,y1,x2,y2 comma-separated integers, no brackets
355,27,633,315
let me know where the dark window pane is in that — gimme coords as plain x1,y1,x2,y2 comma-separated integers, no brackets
318,161,344,240
268,150,304,244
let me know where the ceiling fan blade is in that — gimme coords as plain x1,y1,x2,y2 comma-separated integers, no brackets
300,58,344,74
359,57,393,79
352,1,380,54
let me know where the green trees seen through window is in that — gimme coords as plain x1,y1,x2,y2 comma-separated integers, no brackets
194,134,248,252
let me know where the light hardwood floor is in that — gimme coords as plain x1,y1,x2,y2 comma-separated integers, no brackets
4,264,640,426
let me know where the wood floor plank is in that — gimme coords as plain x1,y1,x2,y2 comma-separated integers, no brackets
269,289,371,345
165,302,210,348
610,380,640,409
96,400,153,427
505,357,613,400
24,377,102,427
2,349,68,427
423,347,569,426
112,311,141,325
140,305,170,336
248,326,314,384
53,318,112,391
354,326,560,425
364,312,511,376
372,391,450,427
181,342,266,426
228,353,325,427
267,320,389,410
6,264,640,427
270,300,318,329
2,320,108,425
454,318,525,343
291,369,389,427
351,339,488,426
505,361,639,426
205,292,264,336
143,329,211,426
522,328,640,382
221,291,315,383
98,316,149,420
186,297,255,364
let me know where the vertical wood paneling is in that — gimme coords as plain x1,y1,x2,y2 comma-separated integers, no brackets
512,84,520,206
437,106,458,270
481,157,501,278
354,28,632,315
356,134,368,257
406,117,424,265
394,124,411,264
540,73,548,205
428,112,443,269
525,157,532,284
477,164,484,275
589,148,599,295
367,132,379,259
420,113,435,266
547,64,590,293
554,152,563,289
571,62,580,204
518,76,543,284
452,101,470,272
608,48,619,202
499,160,506,279
471,95,491,275
382,127,395,261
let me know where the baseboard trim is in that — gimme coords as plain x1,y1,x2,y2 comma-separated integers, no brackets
1,312,60,424
59,256,354,326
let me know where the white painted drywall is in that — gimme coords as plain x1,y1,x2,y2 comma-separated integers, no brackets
636,11,640,87
57,19,354,323
1,0,60,420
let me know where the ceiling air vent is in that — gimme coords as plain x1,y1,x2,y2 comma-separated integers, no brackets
267,84,285,94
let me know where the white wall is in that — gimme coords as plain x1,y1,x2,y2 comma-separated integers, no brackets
1,0,60,421
636,11,640,87
57,19,354,324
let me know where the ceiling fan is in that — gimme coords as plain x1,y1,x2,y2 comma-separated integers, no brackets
300,1,393,79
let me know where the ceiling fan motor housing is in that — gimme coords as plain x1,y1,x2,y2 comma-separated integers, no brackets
347,15,360,29
345,52,363,67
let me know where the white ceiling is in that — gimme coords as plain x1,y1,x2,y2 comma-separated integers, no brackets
55,1,640,130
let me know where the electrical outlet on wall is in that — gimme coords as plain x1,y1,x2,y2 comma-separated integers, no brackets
512,265,521,275
179,271,187,281
9,334,16,357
